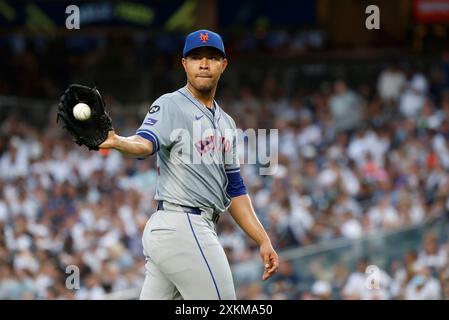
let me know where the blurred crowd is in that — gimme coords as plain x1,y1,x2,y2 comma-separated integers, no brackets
0,30,326,101
222,59,449,299
1,42,449,299
238,232,449,300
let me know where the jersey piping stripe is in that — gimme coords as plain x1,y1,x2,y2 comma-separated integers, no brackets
136,129,160,151
186,213,222,300
135,131,158,154
136,131,159,152
225,168,240,173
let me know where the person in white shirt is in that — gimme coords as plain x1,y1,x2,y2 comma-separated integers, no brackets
342,258,393,300
311,280,332,300
377,63,407,104
329,79,364,132
404,266,442,300
340,211,363,240
416,234,448,271
399,73,429,118
367,195,401,230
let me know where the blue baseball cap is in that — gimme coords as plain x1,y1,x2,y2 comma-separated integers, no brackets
182,29,226,58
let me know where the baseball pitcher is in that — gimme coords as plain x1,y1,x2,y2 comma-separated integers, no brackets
57,29,279,300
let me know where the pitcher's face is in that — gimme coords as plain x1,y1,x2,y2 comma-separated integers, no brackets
182,47,227,93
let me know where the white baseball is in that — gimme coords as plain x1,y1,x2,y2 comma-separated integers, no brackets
73,103,91,121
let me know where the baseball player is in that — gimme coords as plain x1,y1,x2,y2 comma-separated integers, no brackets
98,29,279,300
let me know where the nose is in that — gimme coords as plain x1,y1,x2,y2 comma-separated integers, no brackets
199,57,209,69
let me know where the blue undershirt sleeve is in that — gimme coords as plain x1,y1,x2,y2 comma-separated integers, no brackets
226,170,247,198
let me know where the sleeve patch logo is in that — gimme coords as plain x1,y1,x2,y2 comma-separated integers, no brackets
144,118,158,126
149,105,160,114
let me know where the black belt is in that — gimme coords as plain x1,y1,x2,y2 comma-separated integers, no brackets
157,201,220,224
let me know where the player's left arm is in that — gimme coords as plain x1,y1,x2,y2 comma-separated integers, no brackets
228,194,279,280
224,118,279,280
227,181,279,280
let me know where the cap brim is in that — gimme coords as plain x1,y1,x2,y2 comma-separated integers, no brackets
183,46,226,58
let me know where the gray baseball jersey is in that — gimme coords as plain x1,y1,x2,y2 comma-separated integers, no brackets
136,86,240,213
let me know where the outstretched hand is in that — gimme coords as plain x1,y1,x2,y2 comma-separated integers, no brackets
259,241,279,281
98,130,116,149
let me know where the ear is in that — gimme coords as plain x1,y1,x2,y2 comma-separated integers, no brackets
181,58,187,72
221,58,228,74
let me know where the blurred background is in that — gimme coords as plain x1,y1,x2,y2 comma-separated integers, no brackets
1,0,449,300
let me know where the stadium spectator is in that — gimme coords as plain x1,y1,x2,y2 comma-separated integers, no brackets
328,79,364,133
377,62,407,105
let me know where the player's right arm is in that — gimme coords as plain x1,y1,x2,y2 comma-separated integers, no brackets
99,130,154,158
100,96,178,158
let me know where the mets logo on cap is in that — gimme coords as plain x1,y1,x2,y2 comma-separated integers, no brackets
183,29,226,57
199,32,209,43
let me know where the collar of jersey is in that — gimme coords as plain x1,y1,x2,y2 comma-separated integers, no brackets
178,86,220,126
